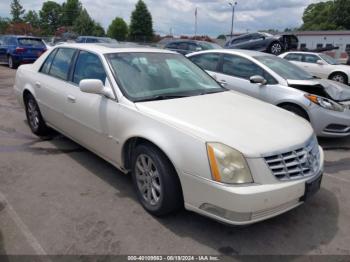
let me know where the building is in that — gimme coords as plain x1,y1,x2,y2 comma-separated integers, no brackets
294,30,350,63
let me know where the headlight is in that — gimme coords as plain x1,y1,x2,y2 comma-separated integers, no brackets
206,143,253,184
305,94,345,112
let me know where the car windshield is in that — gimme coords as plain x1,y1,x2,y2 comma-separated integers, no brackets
18,38,45,47
199,42,222,50
106,52,225,102
319,53,339,65
255,55,314,80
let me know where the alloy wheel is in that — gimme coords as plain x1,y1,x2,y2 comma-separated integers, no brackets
135,154,162,206
8,56,13,68
332,74,345,83
27,99,40,131
271,43,282,55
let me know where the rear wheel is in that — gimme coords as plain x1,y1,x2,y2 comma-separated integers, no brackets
330,72,347,84
280,104,309,121
8,56,18,69
269,42,283,55
131,143,183,216
24,94,50,136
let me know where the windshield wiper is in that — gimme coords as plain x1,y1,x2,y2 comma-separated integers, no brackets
135,94,190,102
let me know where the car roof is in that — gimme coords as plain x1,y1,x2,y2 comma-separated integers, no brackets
187,49,274,58
56,43,177,55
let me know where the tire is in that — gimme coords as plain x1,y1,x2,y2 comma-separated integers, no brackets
131,143,183,216
268,42,283,55
24,94,50,136
280,104,309,121
330,72,348,85
8,55,18,69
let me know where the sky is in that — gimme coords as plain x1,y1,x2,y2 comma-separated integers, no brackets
0,0,324,36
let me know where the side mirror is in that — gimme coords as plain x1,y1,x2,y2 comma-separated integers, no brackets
317,60,325,65
79,79,105,95
250,75,267,85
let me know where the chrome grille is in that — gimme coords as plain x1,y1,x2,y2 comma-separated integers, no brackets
264,137,320,181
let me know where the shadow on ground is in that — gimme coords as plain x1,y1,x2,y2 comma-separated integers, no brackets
2,125,341,256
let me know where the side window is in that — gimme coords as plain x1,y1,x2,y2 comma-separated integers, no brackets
40,49,58,74
222,55,276,84
285,53,302,62
189,53,220,72
72,51,106,85
303,54,319,64
49,48,76,80
177,42,188,50
166,43,178,49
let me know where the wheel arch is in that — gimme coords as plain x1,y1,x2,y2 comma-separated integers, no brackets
277,101,310,120
328,71,348,82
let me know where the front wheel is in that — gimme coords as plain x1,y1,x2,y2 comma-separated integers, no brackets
131,143,183,216
330,73,347,84
269,42,283,55
24,94,50,136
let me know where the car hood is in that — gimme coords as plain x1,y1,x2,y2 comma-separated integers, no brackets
136,91,313,158
287,78,350,102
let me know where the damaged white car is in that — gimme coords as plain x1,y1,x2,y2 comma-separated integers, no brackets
188,50,350,137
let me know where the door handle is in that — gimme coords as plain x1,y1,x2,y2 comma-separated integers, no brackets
35,82,41,88
67,95,76,103
219,80,227,86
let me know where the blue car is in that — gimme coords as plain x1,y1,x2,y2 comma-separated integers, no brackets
0,35,47,69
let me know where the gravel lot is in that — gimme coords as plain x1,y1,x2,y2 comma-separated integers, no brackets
0,65,350,256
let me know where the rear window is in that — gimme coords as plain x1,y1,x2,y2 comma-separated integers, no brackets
18,38,45,47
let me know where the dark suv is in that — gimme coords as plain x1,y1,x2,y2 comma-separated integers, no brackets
164,40,222,55
0,35,47,69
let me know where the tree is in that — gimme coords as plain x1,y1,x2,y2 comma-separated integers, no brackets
10,0,25,22
300,1,339,30
92,22,105,37
331,0,350,29
107,17,128,41
23,10,40,29
61,0,82,26
129,0,153,41
73,8,94,35
0,17,10,34
39,1,62,35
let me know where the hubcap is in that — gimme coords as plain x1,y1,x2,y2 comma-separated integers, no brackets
332,74,345,83
8,57,13,68
271,43,282,55
27,99,40,130
135,154,161,206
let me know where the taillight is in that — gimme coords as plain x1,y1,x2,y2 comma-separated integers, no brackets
15,47,26,53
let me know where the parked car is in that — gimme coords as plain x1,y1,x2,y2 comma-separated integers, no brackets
14,44,324,225
187,50,350,137
280,51,350,85
225,32,298,56
0,35,47,69
76,36,118,44
164,40,222,55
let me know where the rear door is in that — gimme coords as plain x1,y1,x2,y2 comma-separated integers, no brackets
35,47,77,131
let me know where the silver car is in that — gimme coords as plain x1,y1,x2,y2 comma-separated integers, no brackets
187,50,350,137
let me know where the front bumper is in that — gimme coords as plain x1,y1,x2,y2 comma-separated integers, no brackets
181,149,324,226
309,105,350,137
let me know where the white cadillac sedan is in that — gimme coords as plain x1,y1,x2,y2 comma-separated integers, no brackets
14,44,324,225
280,51,350,85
